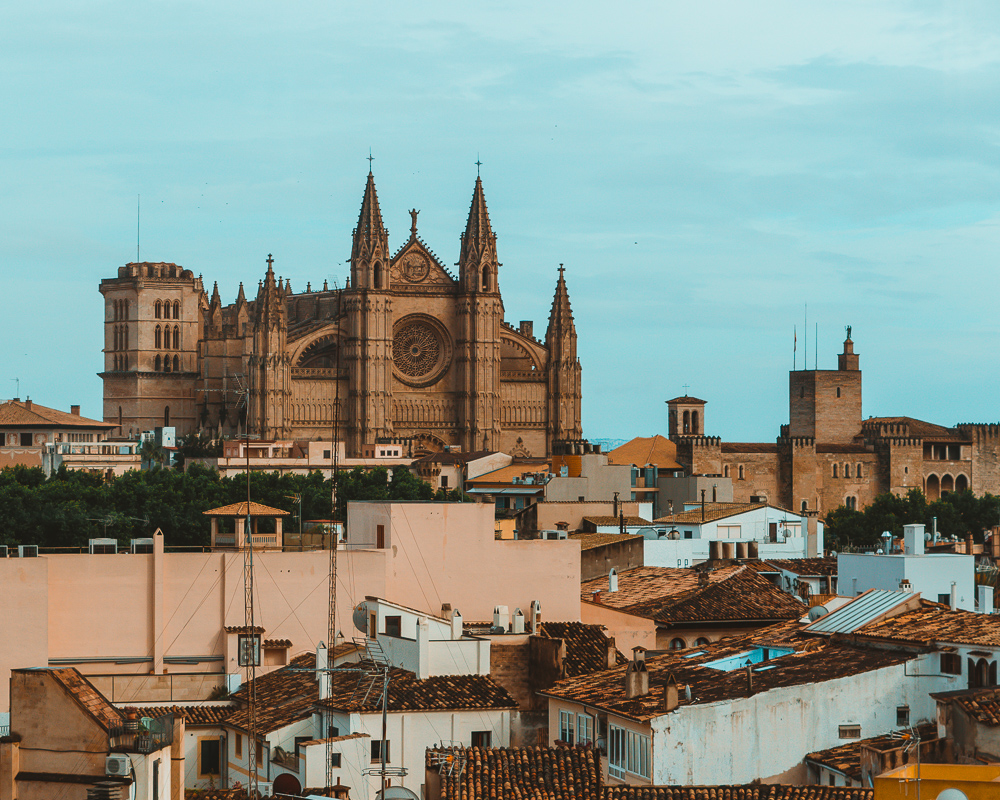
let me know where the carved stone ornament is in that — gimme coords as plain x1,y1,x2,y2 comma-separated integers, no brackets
392,315,452,387
401,252,430,283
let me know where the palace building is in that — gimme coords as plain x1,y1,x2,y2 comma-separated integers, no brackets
669,332,1000,517
99,173,583,457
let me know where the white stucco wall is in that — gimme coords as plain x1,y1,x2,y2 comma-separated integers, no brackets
838,553,974,610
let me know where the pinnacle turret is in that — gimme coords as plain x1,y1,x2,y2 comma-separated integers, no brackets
460,177,496,265
545,264,576,344
352,172,388,261
255,254,283,326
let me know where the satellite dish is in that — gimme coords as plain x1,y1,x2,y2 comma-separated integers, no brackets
377,789,420,800
352,601,369,633
807,605,829,622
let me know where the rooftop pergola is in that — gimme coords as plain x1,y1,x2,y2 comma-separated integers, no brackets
203,501,290,550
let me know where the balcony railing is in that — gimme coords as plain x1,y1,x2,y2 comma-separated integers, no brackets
109,713,174,754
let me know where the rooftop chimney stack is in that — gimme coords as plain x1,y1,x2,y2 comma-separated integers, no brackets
951,582,958,610
745,662,753,695
609,568,618,593
661,673,679,713
979,585,994,615
607,636,618,668
70,404,80,416
625,648,650,698
315,641,330,700
530,600,542,634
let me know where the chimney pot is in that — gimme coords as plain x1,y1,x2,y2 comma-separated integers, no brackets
70,405,80,416
624,658,650,698
661,673,679,712
25,399,32,412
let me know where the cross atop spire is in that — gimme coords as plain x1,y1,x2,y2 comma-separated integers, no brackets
266,254,274,272
367,149,374,172
475,156,482,176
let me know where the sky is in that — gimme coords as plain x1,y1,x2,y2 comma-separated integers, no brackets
4,1,1000,442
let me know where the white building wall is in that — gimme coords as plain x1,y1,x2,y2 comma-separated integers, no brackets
132,744,172,800
838,553,974,610
647,655,958,785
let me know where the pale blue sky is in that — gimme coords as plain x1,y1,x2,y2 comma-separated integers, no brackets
4,1,1000,441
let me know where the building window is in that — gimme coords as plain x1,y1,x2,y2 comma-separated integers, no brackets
154,355,161,371
897,706,910,727
839,725,861,739
371,740,390,764
800,386,804,398
173,326,180,349
472,730,492,748
256,741,265,767
441,475,449,489
155,300,162,319
376,524,385,549
941,652,962,674
559,710,575,745
330,752,341,768
328,725,340,739
723,465,729,478
235,734,242,758
738,465,744,480
695,637,710,646
845,496,856,511
198,738,221,777
373,262,382,289
20,432,32,447
836,387,841,398
669,638,686,650
384,616,402,637
173,355,179,372
609,724,650,780
832,464,838,478
843,463,850,478
482,266,491,292
155,325,162,349
856,463,863,478
801,500,808,512
173,300,180,319
164,406,170,427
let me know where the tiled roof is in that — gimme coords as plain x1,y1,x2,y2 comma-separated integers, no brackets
139,704,232,726
228,653,318,734
541,621,911,722
296,732,371,747
666,396,706,405
203,501,290,517
582,566,804,626
46,668,123,732
538,622,627,677
805,725,936,781
583,516,652,526
224,625,265,634
749,558,839,577
467,460,550,485
568,533,644,552
605,788,872,800
606,436,683,470
429,746,873,800
432,746,603,800
854,604,1000,647
0,400,112,430
317,667,517,714
866,417,967,442
654,502,780,525
938,688,1000,726
263,639,292,649
411,450,495,465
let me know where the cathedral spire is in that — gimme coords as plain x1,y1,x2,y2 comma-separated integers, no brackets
210,281,221,308
352,171,388,261
235,282,247,307
545,264,575,343
460,176,496,265
256,254,282,326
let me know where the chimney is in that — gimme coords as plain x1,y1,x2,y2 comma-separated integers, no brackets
512,608,525,634
979,585,994,615
530,600,541,634
607,636,618,668
609,568,618,593
315,641,330,700
967,534,974,555
698,570,709,587
591,589,602,604
24,399,32,412
951,582,958,610
661,673,679,713
416,617,430,679
451,608,463,640
70,405,80,416
625,648,649,698
745,662,753,695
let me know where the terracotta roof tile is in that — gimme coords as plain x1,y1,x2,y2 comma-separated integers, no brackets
467,461,551,485
263,639,292,649
228,653,319,733
605,788,872,800
942,688,1000,726
654,502,781,525
317,667,517,714
720,443,780,454
865,417,968,442
805,725,936,781
46,668,123,732
0,400,112,430
855,605,1000,647
139,704,232,726
747,558,839,577
583,516,652,526
538,622,627,676
541,622,910,722
583,566,804,626
606,436,683,470
203,501,289,517
568,532,644,552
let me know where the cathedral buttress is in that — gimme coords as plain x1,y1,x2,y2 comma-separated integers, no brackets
545,265,583,448
456,176,503,452
346,171,394,453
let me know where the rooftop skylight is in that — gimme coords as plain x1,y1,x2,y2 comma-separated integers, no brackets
702,646,795,672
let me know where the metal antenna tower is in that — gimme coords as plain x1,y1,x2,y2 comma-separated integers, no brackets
326,280,344,789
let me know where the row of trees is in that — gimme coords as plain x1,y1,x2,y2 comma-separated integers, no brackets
0,463,467,550
825,488,1000,549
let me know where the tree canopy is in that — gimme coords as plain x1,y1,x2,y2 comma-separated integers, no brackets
0,464,468,550
825,488,1000,549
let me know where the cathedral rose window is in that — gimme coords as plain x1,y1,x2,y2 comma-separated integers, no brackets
391,315,452,387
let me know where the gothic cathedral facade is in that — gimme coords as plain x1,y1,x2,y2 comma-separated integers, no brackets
99,173,583,457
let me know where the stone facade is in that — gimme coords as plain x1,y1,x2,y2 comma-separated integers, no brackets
99,174,583,457
670,334,999,517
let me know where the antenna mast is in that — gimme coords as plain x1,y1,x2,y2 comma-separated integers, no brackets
137,194,140,264
327,280,343,789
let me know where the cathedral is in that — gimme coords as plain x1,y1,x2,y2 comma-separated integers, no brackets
99,173,583,457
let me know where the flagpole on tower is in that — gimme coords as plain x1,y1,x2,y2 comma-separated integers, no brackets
793,325,797,371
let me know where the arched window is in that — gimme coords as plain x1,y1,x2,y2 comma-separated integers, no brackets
154,354,161,371
845,496,857,511
695,637,710,647
723,465,729,478
956,474,969,492
692,410,700,433
164,355,171,373
118,406,123,429
123,301,128,320
113,326,119,351
124,326,129,349
669,638,686,650
832,464,838,478
173,326,180,349
173,355,179,372
843,463,850,478
154,326,162,349
123,354,128,370
738,465,744,480
801,500,808,512
173,300,180,319
683,410,690,433
155,300,162,319
481,266,491,291
164,406,170,426
856,463,863,479
800,386,804,399
373,262,382,289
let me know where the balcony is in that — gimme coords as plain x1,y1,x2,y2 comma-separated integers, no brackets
109,713,174,754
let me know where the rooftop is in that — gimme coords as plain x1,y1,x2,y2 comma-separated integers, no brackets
538,622,627,677
748,558,839,577
582,565,805,626
606,435,683,470
805,724,936,781
542,621,911,722
854,603,1000,647
0,399,113,431
17,668,124,732
227,652,319,734
934,688,1000,726
203,501,290,517
582,516,653,527
411,449,495,465
466,460,551,485
138,704,232,726
654,502,799,525
568,532,644,552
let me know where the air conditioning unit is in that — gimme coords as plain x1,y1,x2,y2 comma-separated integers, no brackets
16,545,38,558
89,538,117,555
106,753,131,776
131,538,154,554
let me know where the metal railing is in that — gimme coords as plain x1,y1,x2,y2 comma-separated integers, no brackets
109,713,174,753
